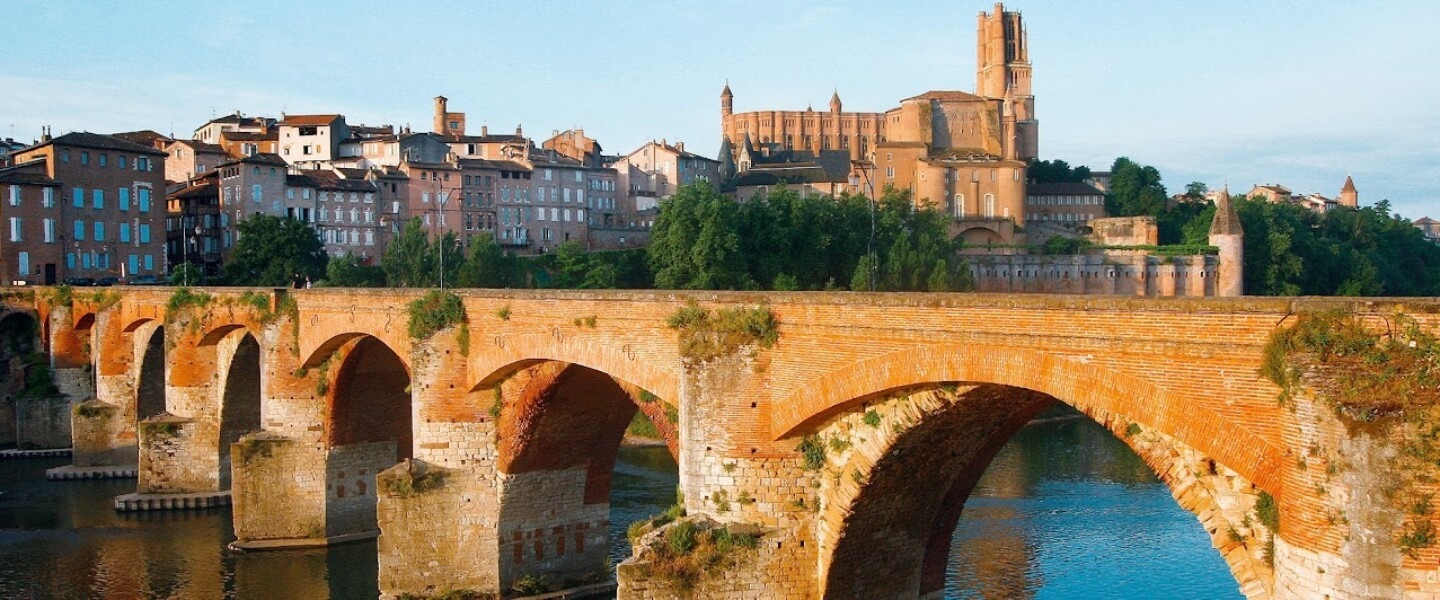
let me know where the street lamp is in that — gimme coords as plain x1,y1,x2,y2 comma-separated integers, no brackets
849,163,877,292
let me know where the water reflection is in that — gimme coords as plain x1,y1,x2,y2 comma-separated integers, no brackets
0,416,1238,599
947,407,1241,599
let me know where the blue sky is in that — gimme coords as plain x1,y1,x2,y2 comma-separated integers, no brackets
8,1,1438,218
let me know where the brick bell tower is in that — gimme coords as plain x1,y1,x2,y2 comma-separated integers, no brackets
977,3,1037,160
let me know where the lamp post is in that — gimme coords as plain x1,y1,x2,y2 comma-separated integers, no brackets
848,163,877,292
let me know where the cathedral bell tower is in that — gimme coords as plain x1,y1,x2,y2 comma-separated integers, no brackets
977,3,1036,160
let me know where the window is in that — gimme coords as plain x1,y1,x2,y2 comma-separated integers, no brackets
99,153,107,167
92,189,104,209
563,209,571,222
564,188,571,203
93,221,105,241
575,171,583,183
137,157,149,171
7,217,20,242
17,251,29,275
81,151,90,165
252,185,262,202
138,188,151,212
73,220,85,241
43,187,54,207
119,155,127,168
984,194,996,218
43,219,55,243
119,187,130,211
128,255,138,275
139,224,151,243
73,188,84,208
61,149,70,162
954,194,965,218
144,255,154,271
7,185,17,206
67,253,75,270
119,223,131,243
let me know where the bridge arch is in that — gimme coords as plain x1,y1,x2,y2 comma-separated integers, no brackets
310,333,413,537
780,345,1280,599
486,358,679,590
773,344,1281,492
468,332,680,410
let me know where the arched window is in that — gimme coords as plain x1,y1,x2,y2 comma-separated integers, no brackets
984,194,995,218
954,194,965,218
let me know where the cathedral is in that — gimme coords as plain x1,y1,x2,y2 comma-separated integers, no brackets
719,3,1038,246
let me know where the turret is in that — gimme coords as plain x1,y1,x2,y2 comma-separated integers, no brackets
1338,175,1358,208
718,135,735,183
829,90,842,113
721,82,733,117
1208,186,1245,297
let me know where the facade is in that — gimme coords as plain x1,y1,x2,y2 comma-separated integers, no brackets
6,132,168,283
164,139,228,184
612,140,719,212
1024,181,1106,226
1248,177,1359,214
0,161,63,284
719,3,1036,246
1415,217,1439,243
165,173,224,278
278,114,350,169
543,129,604,168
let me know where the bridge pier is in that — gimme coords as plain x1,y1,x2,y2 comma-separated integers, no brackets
123,327,261,510
1271,389,1440,599
48,308,139,479
619,351,815,599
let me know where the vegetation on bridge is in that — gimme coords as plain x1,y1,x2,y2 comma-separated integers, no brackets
630,516,761,591
407,289,469,354
666,301,779,363
1262,308,1440,558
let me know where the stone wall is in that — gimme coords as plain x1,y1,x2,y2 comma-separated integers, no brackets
325,441,396,537
231,433,327,542
137,415,200,494
498,467,610,588
966,253,1217,296
14,395,72,448
1089,215,1159,246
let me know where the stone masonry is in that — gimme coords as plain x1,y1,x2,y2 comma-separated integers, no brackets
7,287,1440,599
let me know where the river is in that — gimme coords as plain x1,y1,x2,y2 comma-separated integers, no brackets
0,407,1239,599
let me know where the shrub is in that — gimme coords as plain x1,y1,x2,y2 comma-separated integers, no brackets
666,302,779,362
798,434,826,471
408,290,466,341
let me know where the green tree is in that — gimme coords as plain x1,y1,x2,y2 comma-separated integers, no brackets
1027,158,1092,184
325,253,386,287
1106,157,1168,217
456,233,520,288
223,214,327,286
648,184,751,290
381,218,435,287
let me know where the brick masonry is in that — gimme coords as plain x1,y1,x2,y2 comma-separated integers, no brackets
10,288,1440,599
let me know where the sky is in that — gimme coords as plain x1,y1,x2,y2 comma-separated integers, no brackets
7,0,1438,219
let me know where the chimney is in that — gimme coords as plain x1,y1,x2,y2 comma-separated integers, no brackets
675,141,685,152
40,126,51,143
482,125,489,136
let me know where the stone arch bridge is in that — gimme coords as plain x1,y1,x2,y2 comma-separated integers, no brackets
5,287,1439,600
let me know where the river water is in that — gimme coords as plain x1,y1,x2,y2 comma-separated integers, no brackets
0,409,1239,599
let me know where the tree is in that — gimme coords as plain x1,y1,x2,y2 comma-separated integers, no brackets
1106,157,1168,217
456,233,520,288
1027,158,1092,184
381,218,435,287
648,184,751,290
223,214,327,286
1184,181,1208,199
325,253,386,287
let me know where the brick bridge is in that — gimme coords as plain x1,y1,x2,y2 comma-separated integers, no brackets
4,287,1439,599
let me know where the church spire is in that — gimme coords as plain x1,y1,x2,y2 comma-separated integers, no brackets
721,81,733,117
1209,185,1243,236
